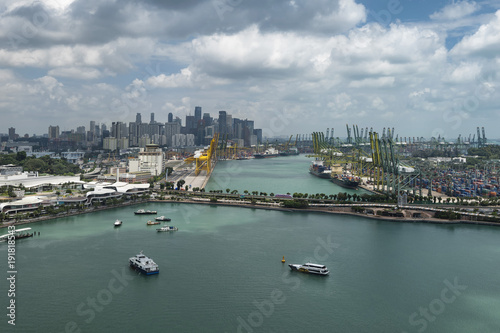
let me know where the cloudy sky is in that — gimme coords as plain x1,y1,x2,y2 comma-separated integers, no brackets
1,0,499,140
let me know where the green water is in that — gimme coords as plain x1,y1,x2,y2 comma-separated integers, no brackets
1,202,500,332
205,155,365,195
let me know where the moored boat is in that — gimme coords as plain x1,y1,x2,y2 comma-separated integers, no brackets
309,160,332,179
146,220,161,225
155,216,171,221
156,225,178,232
288,263,329,275
279,148,299,156
129,251,159,275
254,148,280,159
134,209,157,215
331,174,359,189
0,227,34,242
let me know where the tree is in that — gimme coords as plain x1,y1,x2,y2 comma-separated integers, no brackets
16,151,27,161
226,188,230,193
176,179,185,190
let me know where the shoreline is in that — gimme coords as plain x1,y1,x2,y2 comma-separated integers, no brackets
152,199,500,227
3,197,498,230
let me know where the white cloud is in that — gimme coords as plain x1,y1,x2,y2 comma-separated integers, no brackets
310,0,366,33
443,62,482,83
430,1,480,21
48,67,102,80
147,68,194,88
450,10,500,58
349,76,395,88
372,96,386,110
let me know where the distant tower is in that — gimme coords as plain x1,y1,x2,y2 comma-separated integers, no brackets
8,127,16,141
168,112,173,123
203,113,211,126
218,111,227,135
194,106,202,122
150,112,155,124
48,126,59,139
136,113,142,124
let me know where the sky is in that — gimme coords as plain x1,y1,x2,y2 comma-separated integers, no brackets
0,0,499,140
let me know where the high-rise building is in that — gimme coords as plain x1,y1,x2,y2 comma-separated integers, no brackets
8,127,16,141
218,111,227,135
203,113,212,126
254,129,262,144
136,144,164,176
129,122,138,146
168,112,173,123
226,114,232,139
48,126,59,139
165,122,181,147
136,113,142,124
194,106,202,122
185,115,196,134
111,122,122,139
150,112,155,124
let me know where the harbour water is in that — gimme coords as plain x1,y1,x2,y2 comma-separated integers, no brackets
205,155,365,195
2,157,500,332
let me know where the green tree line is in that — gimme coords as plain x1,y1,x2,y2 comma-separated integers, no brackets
0,152,81,175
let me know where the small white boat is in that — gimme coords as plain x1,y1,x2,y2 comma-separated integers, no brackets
288,263,329,275
155,216,171,221
134,209,157,215
156,225,178,232
114,220,122,227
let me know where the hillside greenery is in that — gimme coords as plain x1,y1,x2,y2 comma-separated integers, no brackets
0,152,81,175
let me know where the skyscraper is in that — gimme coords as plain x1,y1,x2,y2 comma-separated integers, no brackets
168,112,173,123
185,115,196,134
218,111,227,135
8,127,15,141
203,113,212,126
136,113,142,124
48,126,59,139
150,112,155,124
194,106,202,122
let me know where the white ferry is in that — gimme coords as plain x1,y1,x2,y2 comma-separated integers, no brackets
129,251,159,275
134,209,157,215
156,225,178,232
288,263,329,276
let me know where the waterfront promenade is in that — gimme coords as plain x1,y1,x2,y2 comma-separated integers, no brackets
3,192,499,230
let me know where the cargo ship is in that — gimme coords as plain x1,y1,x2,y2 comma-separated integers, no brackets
254,148,280,159
331,173,360,189
309,160,331,179
279,148,299,156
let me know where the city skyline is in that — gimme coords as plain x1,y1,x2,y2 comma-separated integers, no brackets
0,0,499,138
1,108,264,150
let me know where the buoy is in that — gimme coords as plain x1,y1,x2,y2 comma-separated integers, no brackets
281,256,285,263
